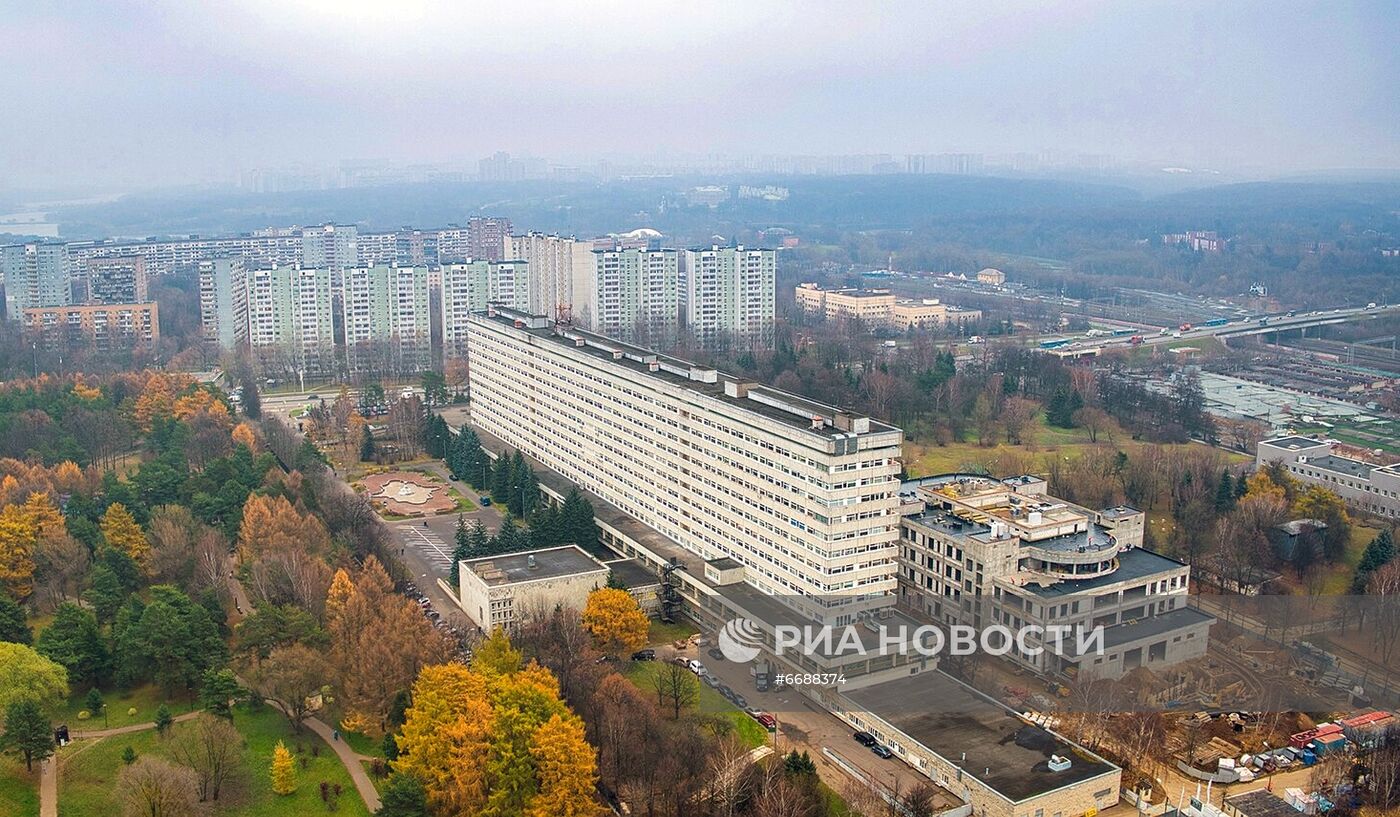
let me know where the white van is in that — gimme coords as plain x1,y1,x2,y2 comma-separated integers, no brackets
687,659,706,675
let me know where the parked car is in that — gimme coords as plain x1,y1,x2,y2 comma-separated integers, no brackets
631,648,656,661
756,713,777,731
703,674,720,688
707,647,724,661
717,684,734,700
479,496,492,506
687,659,706,675
732,694,749,709
870,744,893,759
853,731,877,747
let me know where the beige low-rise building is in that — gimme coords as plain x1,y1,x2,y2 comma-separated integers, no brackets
977,267,1007,286
795,282,896,325
456,545,609,631
23,302,160,352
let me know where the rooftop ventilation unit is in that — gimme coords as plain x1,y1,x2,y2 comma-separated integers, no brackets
1048,755,1072,772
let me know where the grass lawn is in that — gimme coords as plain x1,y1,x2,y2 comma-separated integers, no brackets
622,662,770,750
60,683,195,731
0,754,40,817
818,781,857,817
648,619,700,646
906,412,1250,479
341,729,383,760
59,703,370,817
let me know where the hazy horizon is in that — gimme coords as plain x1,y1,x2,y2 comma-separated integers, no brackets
2,0,1396,192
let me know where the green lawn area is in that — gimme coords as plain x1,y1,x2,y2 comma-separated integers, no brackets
906,412,1250,479
622,661,770,750
341,729,383,760
60,683,195,732
59,703,370,817
648,618,700,646
0,754,40,817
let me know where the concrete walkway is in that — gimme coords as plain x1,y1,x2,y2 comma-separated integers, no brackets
304,716,381,811
38,757,55,817
71,710,202,739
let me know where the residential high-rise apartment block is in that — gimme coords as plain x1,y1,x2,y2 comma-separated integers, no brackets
574,247,679,344
440,260,530,357
86,256,148,305
505,232,592,318
681,246,776,347
246,266,334,373
300,225,358,283
466,217,511,261
467,306,904,622
198,258,249,351
341,265,432,373
66,231,302,277
3,243,70,320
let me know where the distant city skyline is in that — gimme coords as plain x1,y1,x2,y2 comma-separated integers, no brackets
1,1,1395,193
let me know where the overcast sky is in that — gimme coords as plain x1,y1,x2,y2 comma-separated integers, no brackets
2,0,1396,191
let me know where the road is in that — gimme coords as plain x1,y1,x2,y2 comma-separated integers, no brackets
383,457,507,631
667,639,956,805
1046,304,1400,357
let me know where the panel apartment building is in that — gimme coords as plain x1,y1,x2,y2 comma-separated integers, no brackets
505,232,593,318
3,242,70,320
573,247,679,345
441,260,530,357
341,265,432,373
198,257,249,351
467,305,904,622
23,303,160,352
681,245,776,347
85,256,148,305
246,266,335,374
1257,436,1400,519
897,474,1211,680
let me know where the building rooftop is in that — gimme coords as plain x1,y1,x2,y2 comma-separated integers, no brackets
1018,548,1187,599
1276,518,1328,536
1098,505,1141,521
603,559,662,589
1260,436,1328,450
462,545,608,586
1223,789,1300,817
1309,454,1374,480
474,306,900,443
1081,606,1215,654
844,671,1116,802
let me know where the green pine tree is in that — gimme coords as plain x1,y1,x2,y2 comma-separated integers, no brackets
1215,471,1236,513
1,700,55,772
359,426,377,462
1353,528,1396,592
450,515,470,585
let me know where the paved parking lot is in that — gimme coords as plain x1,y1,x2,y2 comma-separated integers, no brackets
398,523,455,573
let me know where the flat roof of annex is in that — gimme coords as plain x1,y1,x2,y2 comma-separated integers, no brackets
471,305,903,451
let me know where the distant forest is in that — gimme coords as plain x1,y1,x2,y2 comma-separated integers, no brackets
31,174,1400,307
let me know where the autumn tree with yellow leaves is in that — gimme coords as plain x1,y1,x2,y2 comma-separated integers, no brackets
101,502,150,568
270,740,296,795
0,492,70,600
393,635,601,817
581,587,649,657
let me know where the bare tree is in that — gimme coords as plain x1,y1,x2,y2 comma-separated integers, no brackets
168,714,241,803
650,654,699,719
118,756,201,817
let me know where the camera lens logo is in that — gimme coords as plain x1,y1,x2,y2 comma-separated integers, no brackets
718,618,762,664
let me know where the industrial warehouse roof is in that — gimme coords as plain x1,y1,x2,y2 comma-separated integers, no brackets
844,671,1116,802
472,307,901,441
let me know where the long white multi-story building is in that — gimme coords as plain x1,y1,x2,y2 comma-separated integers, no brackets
681,245,776,347
467,305,904,622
